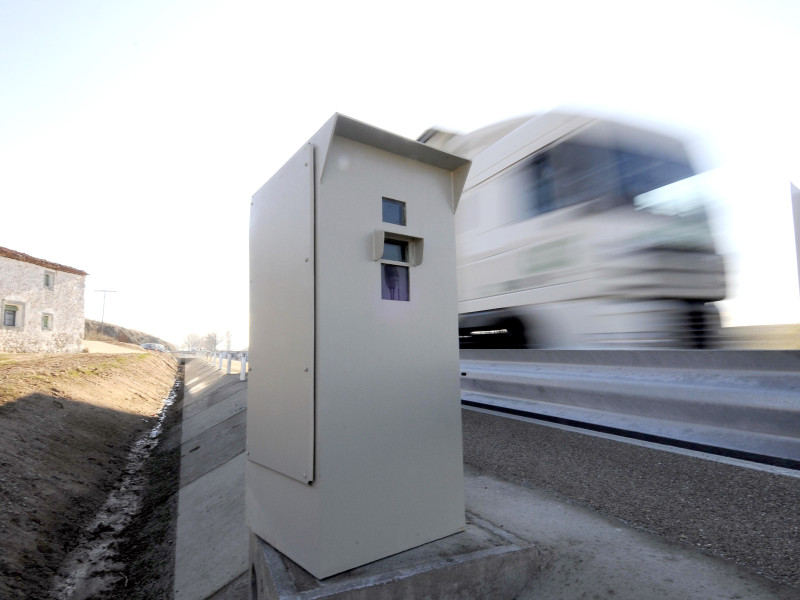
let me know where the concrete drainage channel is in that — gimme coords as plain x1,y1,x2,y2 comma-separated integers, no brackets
46,357,247,599
172,358,249,599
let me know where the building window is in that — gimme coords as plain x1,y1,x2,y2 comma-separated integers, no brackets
1,301,24,329
382,198,406,226
44,270,55,289
42,313,54,330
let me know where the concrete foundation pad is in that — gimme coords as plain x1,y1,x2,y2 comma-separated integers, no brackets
208,572,249,600
250,514,547,599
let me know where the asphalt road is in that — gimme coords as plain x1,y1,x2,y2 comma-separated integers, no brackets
462,407,800,590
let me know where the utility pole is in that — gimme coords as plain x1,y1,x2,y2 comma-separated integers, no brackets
792,184,800,296
95,290,117,336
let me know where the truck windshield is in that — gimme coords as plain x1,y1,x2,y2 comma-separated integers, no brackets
632,172,709,217
507,140,700,223
616,149,695,204
549,142,696,207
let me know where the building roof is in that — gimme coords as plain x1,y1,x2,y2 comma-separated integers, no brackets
0,246,88,276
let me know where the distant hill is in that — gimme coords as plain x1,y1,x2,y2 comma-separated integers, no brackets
84,319,176,351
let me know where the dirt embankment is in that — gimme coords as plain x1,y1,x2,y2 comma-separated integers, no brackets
84,319,176,351
0,351,178,599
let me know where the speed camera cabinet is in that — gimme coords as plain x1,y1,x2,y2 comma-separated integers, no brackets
247,114,471,579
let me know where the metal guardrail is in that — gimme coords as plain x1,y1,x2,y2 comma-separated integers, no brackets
460,349,800,469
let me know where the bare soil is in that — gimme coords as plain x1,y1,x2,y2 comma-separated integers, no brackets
84,319,175,351
0,351,179,599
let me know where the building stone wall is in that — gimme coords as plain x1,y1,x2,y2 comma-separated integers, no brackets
0,255,86,353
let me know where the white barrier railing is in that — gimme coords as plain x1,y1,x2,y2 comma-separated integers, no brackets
200,350,248,380
239,353,247,381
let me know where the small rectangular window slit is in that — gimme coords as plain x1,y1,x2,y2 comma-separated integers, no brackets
382,198,406,226
382,239,408,263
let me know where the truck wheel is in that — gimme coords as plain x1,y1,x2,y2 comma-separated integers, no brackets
499,317,528,348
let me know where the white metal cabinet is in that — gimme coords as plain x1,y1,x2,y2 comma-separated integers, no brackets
247,114,470,579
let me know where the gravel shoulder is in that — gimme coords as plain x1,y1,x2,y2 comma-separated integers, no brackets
0,351,178,599
462,408,800,591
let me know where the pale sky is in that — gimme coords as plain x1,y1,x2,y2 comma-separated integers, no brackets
1,0,798,347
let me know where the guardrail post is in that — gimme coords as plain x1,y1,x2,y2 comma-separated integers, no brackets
240,352,247,381
226,353,233,374
217,352,223,370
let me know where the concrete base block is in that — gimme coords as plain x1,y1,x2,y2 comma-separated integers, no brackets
250,515,547,599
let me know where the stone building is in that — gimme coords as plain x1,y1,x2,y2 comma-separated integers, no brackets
0,246,87,353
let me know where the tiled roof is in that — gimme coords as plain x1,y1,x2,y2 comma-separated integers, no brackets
0,246,88,276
